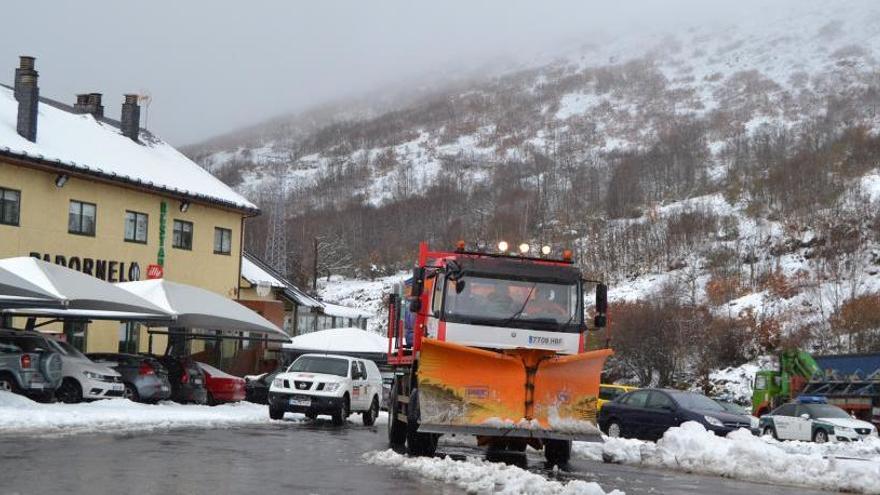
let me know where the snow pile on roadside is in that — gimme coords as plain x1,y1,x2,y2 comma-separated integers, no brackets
574,422,880,494
364,449,624,495
706,358,770,403
0,392,278,437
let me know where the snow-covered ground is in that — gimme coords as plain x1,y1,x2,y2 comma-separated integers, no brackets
365,449,622,495
575,422,880,494
0,391,277,437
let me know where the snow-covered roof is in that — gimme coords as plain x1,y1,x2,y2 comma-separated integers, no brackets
0,85,257,212
321,302,372,319
282,327,388,354
241,257,286,288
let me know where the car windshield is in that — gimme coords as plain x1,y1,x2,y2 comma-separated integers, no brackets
49,340,88,359
600,387,627,401
804,404,850,419
288,356,349,377
444,276,580,329
717,401,749,415
669,391,725,411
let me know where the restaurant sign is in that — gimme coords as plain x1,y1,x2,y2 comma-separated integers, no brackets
29,252,141,282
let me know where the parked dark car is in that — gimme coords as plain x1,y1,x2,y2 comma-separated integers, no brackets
147,354,207,404
245,371,279,405
0,329,63,401
598,388,753,441
87,353,172,403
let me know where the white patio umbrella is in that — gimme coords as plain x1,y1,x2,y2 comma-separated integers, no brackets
0,262,61,308
116,279,285,338
0,257,171,319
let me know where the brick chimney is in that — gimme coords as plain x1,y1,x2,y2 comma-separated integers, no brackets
120,94,140,142
73,93,104,119
14,56,39,142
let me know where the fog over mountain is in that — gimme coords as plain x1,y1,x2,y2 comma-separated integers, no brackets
2,0,801,145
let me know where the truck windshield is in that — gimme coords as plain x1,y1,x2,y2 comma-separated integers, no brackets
443,276,580,330
288,356,349,377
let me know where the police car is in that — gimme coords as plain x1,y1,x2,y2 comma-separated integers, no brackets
759,396,878,443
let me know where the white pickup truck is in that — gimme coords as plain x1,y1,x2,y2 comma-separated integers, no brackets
268,353,382,426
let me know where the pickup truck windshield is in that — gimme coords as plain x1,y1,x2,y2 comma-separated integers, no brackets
288,356,349,377
444,276,580,329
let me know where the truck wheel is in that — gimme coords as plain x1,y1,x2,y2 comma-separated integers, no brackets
406,388,438,457
363,396,380,426
56,378,83,404
388,379,407,446
544,439,571,466
269,405,285,420
0,373,20,394
332,396,350,426
813,429,828,443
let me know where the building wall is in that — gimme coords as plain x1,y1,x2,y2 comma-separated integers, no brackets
0,160,246,352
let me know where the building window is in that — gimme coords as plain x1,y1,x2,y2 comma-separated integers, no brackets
172,220,193,250
68,200,96,236
0,187,20,226
124,211,148,243
64,321,87,352
214,227,232,255
118,322,141,353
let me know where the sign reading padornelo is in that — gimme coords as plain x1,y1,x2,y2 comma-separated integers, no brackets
29,252,141,282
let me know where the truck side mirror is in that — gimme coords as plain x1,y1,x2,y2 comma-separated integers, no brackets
596,283,608,314
411,267,425,297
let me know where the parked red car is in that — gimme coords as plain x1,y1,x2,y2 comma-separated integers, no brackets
197,362,245,405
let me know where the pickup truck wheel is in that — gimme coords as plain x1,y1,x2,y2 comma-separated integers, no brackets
0,373,20,394
362,396,379,426
406,388,438,457
544,439,572,466
56,378,83,404
332,396,350,426
388,379,407,446
269,405,285,420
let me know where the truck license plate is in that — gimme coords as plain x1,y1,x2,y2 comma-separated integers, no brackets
290,397,311,407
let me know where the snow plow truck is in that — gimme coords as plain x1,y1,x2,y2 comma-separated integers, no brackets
386,241,611,465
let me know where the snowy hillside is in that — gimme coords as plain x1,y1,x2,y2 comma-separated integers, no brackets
190,0,880,200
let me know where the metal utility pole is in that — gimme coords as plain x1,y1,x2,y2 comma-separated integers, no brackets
312,237,319,294
264,162,288,273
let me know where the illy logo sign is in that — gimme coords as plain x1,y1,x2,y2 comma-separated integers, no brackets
147,264,164,279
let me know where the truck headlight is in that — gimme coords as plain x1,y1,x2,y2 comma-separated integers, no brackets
323,383,340,392
704,416,724,427
273,378,284,388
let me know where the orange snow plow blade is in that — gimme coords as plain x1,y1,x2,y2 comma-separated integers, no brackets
532,349,613,430
417,339,526,427
417,338,611,441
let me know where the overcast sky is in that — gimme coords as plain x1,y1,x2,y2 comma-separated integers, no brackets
2,1,789,145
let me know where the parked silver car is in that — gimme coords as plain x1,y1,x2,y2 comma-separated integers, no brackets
0,329,62,401
87,353,172,403
47,340,124,403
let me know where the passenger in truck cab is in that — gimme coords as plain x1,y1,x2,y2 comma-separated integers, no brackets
524,286,568,319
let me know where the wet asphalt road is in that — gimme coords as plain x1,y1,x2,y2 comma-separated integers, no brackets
1,417,838,495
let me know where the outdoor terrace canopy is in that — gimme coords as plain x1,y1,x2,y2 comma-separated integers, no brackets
0,257,171,320
116,279,286,338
